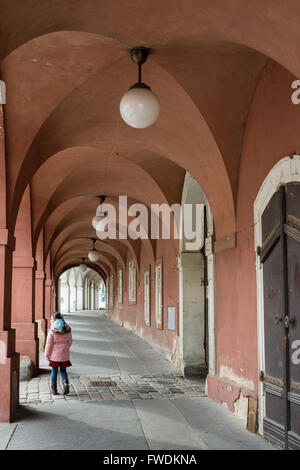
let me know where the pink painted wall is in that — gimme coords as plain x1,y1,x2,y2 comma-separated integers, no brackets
108,238,179,360
209,60,300,407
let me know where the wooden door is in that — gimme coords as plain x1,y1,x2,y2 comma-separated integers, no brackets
260,183,300,449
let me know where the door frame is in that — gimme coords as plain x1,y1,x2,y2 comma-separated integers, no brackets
254,155,300,435
178,172,216,378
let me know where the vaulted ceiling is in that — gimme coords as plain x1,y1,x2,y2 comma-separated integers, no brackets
1,0,299,278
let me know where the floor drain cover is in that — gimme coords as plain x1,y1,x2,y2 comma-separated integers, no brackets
90,381,117,387
157,380,174,384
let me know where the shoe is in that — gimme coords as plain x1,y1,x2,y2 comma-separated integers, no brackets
51,384,58,395
62,380,69,396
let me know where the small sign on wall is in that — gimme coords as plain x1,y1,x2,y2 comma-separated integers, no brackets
168,306,176,331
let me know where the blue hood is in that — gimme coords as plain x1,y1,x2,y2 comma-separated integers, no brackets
52,319,65,330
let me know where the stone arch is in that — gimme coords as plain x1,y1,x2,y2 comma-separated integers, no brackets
57,266,103,313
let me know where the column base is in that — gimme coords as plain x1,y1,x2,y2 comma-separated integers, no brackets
12,322,39,373
15,339,39,374
181,360,208,379
36,319,48,352
0,353,20,422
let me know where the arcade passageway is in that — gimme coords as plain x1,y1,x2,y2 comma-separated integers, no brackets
1,0,300,450
0,310,273,450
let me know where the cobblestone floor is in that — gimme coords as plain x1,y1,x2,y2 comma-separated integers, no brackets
20,372,206,405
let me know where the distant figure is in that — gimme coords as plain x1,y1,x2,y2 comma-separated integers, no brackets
45,312,72,396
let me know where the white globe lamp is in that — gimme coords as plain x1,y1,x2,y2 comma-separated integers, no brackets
120,86,160,129
88,238,100,262
120,46,159,129
88,249,100,262
79,258,87,273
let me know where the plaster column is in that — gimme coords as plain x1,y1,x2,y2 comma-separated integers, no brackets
73,284,77,311
90,283,95,310
45,279,52,321
0,107,19,421
52,284,56,313
34,229,47,352
11,256,39,372
105,280,109,309
59,280,69,313
205,238,216,376
77,286,83,310
95,286,99,310
82,284,86,310
67,284,70,312
0,230,19,422
83,282,88,310
86,283,90,310
82,282,85,309
11,186,39,372
35,270,46,351
71,285,77,311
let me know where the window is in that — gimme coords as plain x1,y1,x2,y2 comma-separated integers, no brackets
144,266,150,325
155,260,163,325
109,275,114,307
118,269,123,305
129,259,136,302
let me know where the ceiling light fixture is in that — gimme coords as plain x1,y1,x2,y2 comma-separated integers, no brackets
120,46,160,129
79,257,88,272
88,238,100,262
92,195,106,230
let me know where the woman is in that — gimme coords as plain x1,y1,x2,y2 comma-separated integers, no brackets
45,312,72,396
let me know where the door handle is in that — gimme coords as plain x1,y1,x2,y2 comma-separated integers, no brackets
275,315,283,325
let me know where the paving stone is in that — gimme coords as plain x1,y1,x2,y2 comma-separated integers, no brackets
20,370,205,405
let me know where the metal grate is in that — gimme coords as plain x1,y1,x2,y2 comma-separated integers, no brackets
90,381,117,387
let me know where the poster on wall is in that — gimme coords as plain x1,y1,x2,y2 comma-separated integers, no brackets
168,306,176,331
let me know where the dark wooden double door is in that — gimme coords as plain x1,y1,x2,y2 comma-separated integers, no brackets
260,182,300,449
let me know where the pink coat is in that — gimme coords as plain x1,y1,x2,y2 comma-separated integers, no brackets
45,327,72,362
